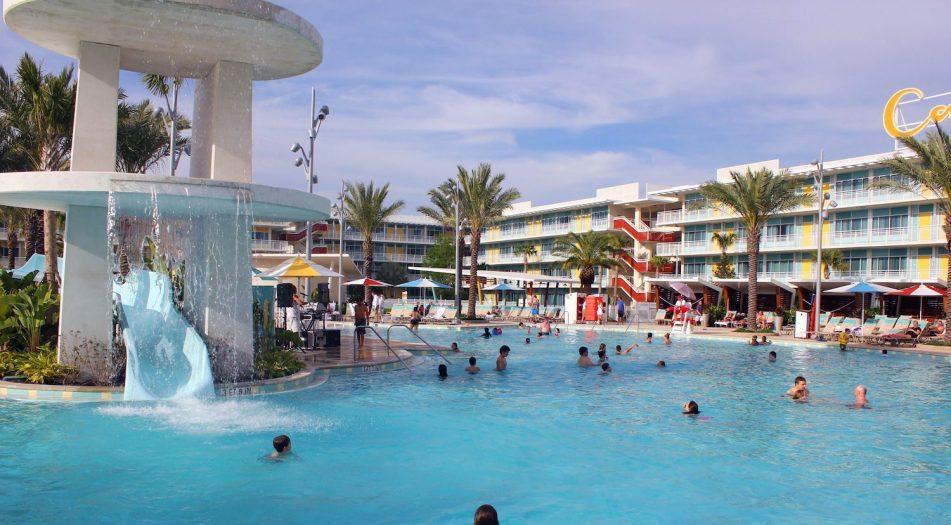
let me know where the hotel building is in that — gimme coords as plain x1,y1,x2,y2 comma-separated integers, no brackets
251,215,446,287
476,182,678,305
647,152,948,316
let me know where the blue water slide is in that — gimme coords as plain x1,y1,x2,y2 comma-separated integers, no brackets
114,270,214,400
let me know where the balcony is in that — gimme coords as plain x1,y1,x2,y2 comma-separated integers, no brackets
655,242,681,256
830,187,922,208
252,239,291,253
343,231,436,244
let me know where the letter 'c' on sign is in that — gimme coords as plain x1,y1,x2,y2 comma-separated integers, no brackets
884,87,951,139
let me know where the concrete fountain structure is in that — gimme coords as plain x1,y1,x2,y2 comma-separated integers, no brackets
0,0,329,390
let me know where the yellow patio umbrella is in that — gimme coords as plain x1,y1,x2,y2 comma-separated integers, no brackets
259,256,344,298
260,256,343,279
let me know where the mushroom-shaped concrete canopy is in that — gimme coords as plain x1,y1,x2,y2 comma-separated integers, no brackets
3,0,323,80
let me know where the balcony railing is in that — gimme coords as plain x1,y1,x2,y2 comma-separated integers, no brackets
675,267,941,282
252,239,291,252
830,187,921,207
655,242,681,256
343,231,437,243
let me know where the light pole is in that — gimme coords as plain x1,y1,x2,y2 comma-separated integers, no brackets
811,151,837,335
291,87,329,296
331,182,345,304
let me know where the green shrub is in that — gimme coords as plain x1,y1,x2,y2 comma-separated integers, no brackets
275,329,303,348
705,305,726,323
16,346,76,384
0,280,60,353
0,351,22,377
254,349,305,379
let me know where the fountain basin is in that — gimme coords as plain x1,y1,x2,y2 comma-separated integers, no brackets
2,0,322,80
0,171,328,219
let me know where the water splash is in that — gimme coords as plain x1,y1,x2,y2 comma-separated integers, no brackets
96,398,334,435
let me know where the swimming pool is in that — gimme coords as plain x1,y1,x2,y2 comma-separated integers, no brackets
1,328,948,524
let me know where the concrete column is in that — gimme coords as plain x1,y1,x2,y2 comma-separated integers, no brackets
70,42,120,171
58,205,113,382
60,42,119,380
190,61,253,183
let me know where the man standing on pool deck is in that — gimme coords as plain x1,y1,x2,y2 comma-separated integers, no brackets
617,298,625,324
496,345,510,371
354,300,369,349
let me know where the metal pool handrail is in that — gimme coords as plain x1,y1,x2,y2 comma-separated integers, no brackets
386,324,451,365
353,325,413,372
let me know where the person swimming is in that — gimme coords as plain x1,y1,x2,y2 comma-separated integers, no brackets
786,375,810,399
623,343,638,353
450,342,461,353
438,364,448,379
750,335,759,346
768,350,777,362
492,327,503,335
465,356,480,374
646,332,653,344
663,333,671,345
615,344,623,355
657,360,666,368
525,337,531,344
271,434,292,458
600,362,611,374
577,346,595,367
682,400,699,414
760,335,770,345
555,328,561,337
481,328,491,338
496,345,510,371
597,348,608,363
850,384,869,408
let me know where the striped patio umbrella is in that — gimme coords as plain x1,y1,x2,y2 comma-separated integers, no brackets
887,283,945,319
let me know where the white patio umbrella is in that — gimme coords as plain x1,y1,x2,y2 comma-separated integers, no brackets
887,283,945,320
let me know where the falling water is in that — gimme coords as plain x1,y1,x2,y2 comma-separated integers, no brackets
108,179,255,400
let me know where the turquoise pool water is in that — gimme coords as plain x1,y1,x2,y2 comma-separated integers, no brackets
1,329,948,524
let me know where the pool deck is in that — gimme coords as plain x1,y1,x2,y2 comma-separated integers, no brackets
335,319,951,358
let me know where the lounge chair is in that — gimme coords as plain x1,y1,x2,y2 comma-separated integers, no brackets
714,311,737,328
426,307,447,322
836,317,861,334
654,310,670,325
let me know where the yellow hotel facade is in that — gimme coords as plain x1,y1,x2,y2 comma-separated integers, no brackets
478,149,948,315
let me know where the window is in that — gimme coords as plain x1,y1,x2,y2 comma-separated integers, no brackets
871,207,908,231
736,258,763,276
765,253,794,275
870,248,906,274
684,257,708,276
251,231,268,240
843,250,867,274
766,217,795,239
683,225,707,244
835,171,869,194
834,210,867,234
591,209,608,224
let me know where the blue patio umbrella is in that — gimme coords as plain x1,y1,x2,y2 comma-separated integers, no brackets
826,280,897,326
397,277,450,301
484,282,524,306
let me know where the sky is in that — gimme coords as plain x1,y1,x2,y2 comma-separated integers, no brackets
2,0,950,209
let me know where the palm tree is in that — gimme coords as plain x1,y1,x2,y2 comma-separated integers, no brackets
648,255,670,279
710,231,737,278
455,163,521,318
513,242,537,273
342,181,404,301
2,54,75,290
116,96,189,174
417,178,469,302
806,248,848,279
552,231,623,294
873,124,951,340
696,168,811,324
142,74,188,176
0,206,28,270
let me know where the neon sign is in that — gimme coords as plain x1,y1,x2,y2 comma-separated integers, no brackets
883,87,951,139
